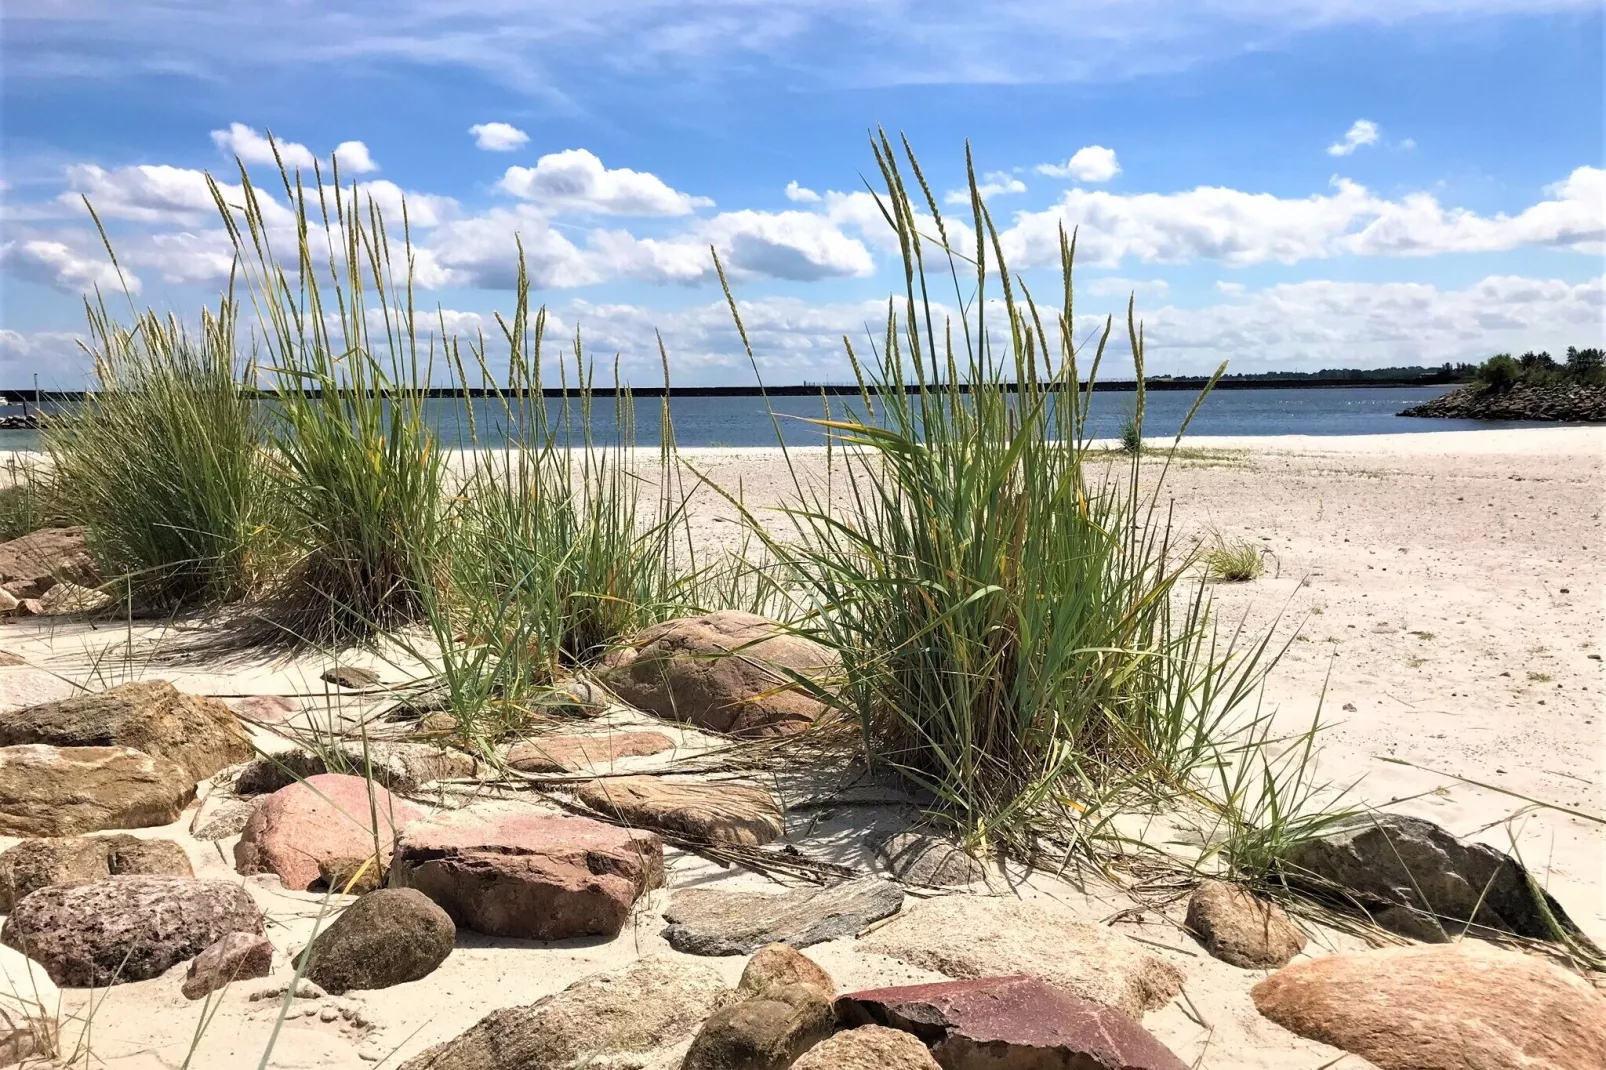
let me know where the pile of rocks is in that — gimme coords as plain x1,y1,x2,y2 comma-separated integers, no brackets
0,526,108,617
0,610,1602,1070
1400,380,1606,422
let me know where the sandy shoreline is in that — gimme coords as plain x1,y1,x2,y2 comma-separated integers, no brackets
0,425,1600,1068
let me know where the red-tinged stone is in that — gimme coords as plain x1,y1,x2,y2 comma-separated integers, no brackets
837,975,1189,1070
505,731,675,773
387,808,663,940
233,773,425,891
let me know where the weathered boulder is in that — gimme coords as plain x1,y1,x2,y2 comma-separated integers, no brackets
321,666,381,689
102,835,193,878
1186,880,1305,969
182,931,275,1000
397,955,730,1070
738,943,836,1000
1252,941,1606,1070
0,944,59,1066
1,875,264,988
1284,813,1596,946
838,975,1189,1070
388,808,663,940
791,1025,941,1070
859,895,1184,1017
663,877,904,956
230,695,297,724
296,888,454,994
682,981,834,1070
0,526,96,600
21,580,111,616
0,744,195,836
874,830,987,888
506,731,675,773
0,837,110,911
600,611,836,736
0,680,253,780
578,775,783,846
235,742,477,796
233,773,425,891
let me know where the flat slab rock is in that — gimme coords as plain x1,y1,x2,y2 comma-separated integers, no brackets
599,610,836,737
0,875,264,988
859,895,1185,1018
235,741,478,795
389,808,664,940
1252,941,1606,1070
577,774,784,846
839,975,1189,1070
0,679,253,780
0,744,196,836
505,731,675,773
398,954,730,1070
233,773,426,891
663,877,904,956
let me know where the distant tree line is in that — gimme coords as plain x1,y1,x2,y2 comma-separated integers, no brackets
1475,346,1606,392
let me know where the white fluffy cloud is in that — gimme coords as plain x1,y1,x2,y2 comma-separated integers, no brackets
1327,119,1380,157
1,238,138,294
785,181,822,204
333,140,379,173
996,167,1606,269
1038,146,1121,183
944,171,1027,205
209,123,376,173
470,122,530,152
499,149,712,216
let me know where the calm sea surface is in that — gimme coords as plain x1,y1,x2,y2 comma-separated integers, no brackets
0,386,1553,451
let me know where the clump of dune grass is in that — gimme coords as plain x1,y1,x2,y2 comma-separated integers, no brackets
705,136,1302,860
1119,413,1142,454
1206,539,1265,582
44,282,266,613
212,160,446,644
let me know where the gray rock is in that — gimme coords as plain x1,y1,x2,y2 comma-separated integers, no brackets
321,666,381,689
1283,813,1597,947
192,796,254,841
397,955,730,1070
1,875,264,988
0,744,196,836
663,877,904,956
874,831,986,887
0,680,254,780
182,931,275,999
296,888,454,994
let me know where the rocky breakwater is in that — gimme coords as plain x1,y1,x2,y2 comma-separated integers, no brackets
1401,380,1606,422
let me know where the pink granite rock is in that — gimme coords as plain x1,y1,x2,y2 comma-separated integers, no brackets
388,808,662,940
233,774,424,891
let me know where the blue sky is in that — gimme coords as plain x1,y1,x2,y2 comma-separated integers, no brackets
1,1,1601,387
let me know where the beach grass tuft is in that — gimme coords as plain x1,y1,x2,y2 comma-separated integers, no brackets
1206,539,1266,582
45,286,266,613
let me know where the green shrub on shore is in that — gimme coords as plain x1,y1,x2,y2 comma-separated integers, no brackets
45,292,266,612
710,137,1292,858
1206,539,1265,582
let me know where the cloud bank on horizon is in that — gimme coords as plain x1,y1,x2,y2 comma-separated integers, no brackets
0,0,1601,385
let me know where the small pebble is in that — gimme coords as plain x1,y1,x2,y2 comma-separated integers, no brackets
321,1006,340,1022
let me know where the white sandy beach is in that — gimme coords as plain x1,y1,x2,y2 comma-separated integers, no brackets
0,426,1601,1069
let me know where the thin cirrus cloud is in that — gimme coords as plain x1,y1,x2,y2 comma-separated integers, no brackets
1037,146,1121,183
208,122,379,173
1327,119,1380,157
498,148,713,216
470,122,530,152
